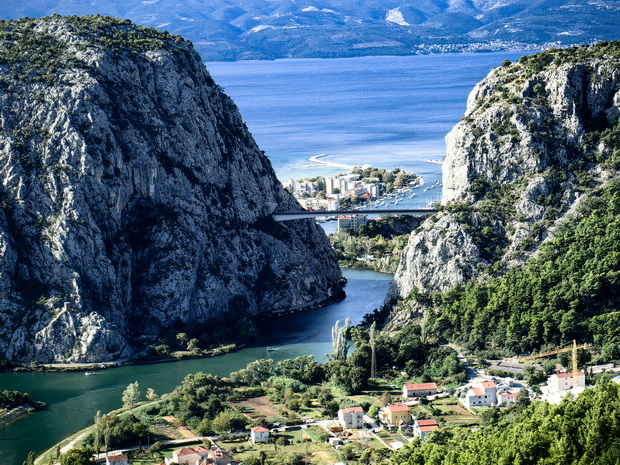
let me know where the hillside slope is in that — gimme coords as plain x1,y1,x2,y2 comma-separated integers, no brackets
0,16,343,363
386,42,620,353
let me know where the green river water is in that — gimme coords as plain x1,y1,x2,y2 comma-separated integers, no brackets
0,269,392,465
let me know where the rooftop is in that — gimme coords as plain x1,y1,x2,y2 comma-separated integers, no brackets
387,404,410,412
416,419,438,426
554,371,586,379
404,382,438,390
251,426,270,432
340,406,364,414
107,456,129,463
174,448,201,457
419,425,440,432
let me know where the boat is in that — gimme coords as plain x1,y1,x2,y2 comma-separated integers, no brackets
84,371,96,376
266,347,279,352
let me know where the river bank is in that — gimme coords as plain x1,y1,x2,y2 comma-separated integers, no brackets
0,269,393,465
0,401,47,428
0,406,30,427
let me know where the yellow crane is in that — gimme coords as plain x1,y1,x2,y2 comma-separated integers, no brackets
518,340,592,388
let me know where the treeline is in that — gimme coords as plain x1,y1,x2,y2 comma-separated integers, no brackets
331,216,422,273
0,390,30,409
392,380,620,464
133,326,465,435
420,180,620,359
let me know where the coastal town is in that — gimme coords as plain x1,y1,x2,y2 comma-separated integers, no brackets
282,164,436,232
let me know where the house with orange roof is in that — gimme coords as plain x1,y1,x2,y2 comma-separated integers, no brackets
250,425,270,443
197,446,237,465
106,455,130,465
166,446,209,464
380,404,410,427
338,406,365,429
462,381,497,408
548,371,585,391
403,382,438,398
413,418,439,441
497,392,519,405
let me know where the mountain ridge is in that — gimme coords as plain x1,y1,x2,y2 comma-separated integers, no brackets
2,1,619,61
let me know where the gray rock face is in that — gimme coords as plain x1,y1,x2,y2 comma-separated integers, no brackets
0,17,342,362
388,46,620,310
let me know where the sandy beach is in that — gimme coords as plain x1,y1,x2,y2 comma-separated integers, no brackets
306,154,355,170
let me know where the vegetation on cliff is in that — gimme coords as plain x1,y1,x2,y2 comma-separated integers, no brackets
385,41,620,364
0,15,342,363
424,179,620,357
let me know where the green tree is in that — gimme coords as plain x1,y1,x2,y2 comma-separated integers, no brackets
331,317,351,361
212,409,247,433
60,448,92,465
122,381,141,410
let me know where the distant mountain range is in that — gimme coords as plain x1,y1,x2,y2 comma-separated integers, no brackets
2,0,620,61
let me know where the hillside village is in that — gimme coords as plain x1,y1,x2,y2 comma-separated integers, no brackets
44,352,620,465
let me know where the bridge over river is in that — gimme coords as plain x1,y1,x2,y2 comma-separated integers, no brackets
273,208,438,221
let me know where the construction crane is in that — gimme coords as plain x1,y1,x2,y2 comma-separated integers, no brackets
518,340,592,388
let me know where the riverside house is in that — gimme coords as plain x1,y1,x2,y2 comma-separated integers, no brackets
106,455,130,465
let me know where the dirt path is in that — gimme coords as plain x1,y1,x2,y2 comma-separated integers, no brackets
231,396,290,418
162,415,196,439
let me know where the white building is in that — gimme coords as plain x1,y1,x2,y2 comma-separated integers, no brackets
497,392,518,405
327,198,339,211
167,446,209,464
338,406,364,429
250,425,270,443
337,214,367,232
413,418,439,441
462,381,497,408
403,382,438,398
548,371,586,392
106,455,129,465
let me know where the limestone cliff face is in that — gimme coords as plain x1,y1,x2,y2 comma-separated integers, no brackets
0,16,342,362
388,44,620,315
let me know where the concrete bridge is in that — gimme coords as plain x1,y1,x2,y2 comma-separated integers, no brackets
273,208,438,221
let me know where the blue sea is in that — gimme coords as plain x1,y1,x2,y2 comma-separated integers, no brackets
206,51,527,186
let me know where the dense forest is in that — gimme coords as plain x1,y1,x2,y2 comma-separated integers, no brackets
419,180,620,359
392,380,620,464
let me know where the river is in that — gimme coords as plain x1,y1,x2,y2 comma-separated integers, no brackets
0,269,392,465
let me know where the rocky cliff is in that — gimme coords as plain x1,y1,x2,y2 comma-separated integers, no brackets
387,42,620,324
0,16,343,363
